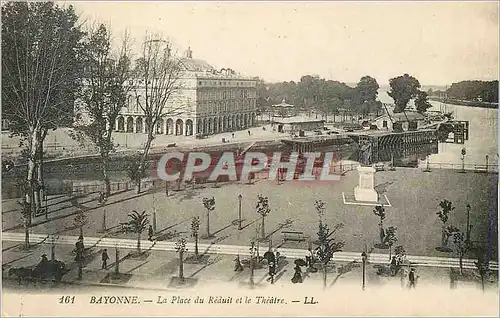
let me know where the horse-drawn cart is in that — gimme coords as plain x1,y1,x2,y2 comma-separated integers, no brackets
8,259,68,284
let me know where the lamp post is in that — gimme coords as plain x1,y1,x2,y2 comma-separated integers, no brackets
361,251,367,290
460,148,466,173
486,155,489,171
238,194,243,230
466,204,471,244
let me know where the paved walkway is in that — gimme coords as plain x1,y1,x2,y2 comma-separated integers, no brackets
2,232,498,270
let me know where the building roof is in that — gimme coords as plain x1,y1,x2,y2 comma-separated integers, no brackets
274,116,324,124
391,112,426,122
273,99,294,108
373,111,425,123
179,58,216,72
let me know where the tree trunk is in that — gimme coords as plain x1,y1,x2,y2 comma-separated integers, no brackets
194,234,199,256
27,128,39,217
459,255,463,275
323,265,327,289
24,217,30,249
102,161,111,197
379,222,385,244
481,274,485,292
389,245,392,261
78,261,83,280
137,132,155,194
441,225,446,247
206,209,211,237
36,129,47,212
250,256,255,287
261,216,266,240
79,225,83,238
137,232,141,253
179,250,184,281
115,247,120,274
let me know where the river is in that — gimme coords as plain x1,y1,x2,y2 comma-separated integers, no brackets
378,89,498,166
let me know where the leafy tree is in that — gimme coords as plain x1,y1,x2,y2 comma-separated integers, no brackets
453,230,469,275
72,24,133,196
387,74,421,112
394,245,406,265
2,2,84,216
437,200,455,249
202,197,216,238
73,210,88,239
447,80,499,103
256,195,271,240
191,216,200,257
315,199,345,289
384,226,398,261
133,34,185,194
125,155,148,192
445,225,460,247
414,90,432,114
125,210,149,253
356,76,379,103
373,205,386,244
316,221,345,289
175,237,187,283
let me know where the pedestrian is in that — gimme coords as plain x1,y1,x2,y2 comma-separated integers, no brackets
291,265,303,284
232,132,235,138
234,256,243,272
408,268,416,289
390,256,397,276
101,249,109,269
148,225,154,241
248,130,251,136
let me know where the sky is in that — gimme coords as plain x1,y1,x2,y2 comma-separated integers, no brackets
67,1,499,86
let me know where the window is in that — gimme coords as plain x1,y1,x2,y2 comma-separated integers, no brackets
199,81,202,85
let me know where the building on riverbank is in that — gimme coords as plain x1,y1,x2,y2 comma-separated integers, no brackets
76,47,257,137
371,110,426,131
273,116,325,135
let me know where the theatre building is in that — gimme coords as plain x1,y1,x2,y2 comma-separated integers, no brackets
113,48,257,137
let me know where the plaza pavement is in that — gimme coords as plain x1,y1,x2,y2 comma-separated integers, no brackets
2,168,498,260
2,238,497,294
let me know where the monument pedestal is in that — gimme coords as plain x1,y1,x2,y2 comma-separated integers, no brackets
354,166,378,202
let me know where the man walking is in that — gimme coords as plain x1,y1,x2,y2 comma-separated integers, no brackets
148,225,154,241
101,249,109,269
408,268,417,289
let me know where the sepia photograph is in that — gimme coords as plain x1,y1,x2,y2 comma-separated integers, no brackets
1,1,499,316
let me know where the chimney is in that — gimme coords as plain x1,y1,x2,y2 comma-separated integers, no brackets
186,47,192,59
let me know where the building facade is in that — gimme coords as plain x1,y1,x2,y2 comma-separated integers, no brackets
112,48,257,137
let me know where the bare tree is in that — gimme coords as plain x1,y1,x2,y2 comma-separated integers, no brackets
175,237,188,284
373,205,386,244
256,195,271,240
384,226,398,261
314,200,345,289
71,23,133,196
202,197,216,238
437,199,455,250
191,216,200,258
453,231,470,276
2,3,85,241
133,33,185,193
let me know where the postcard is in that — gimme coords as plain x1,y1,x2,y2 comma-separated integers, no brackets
1,1,498,316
